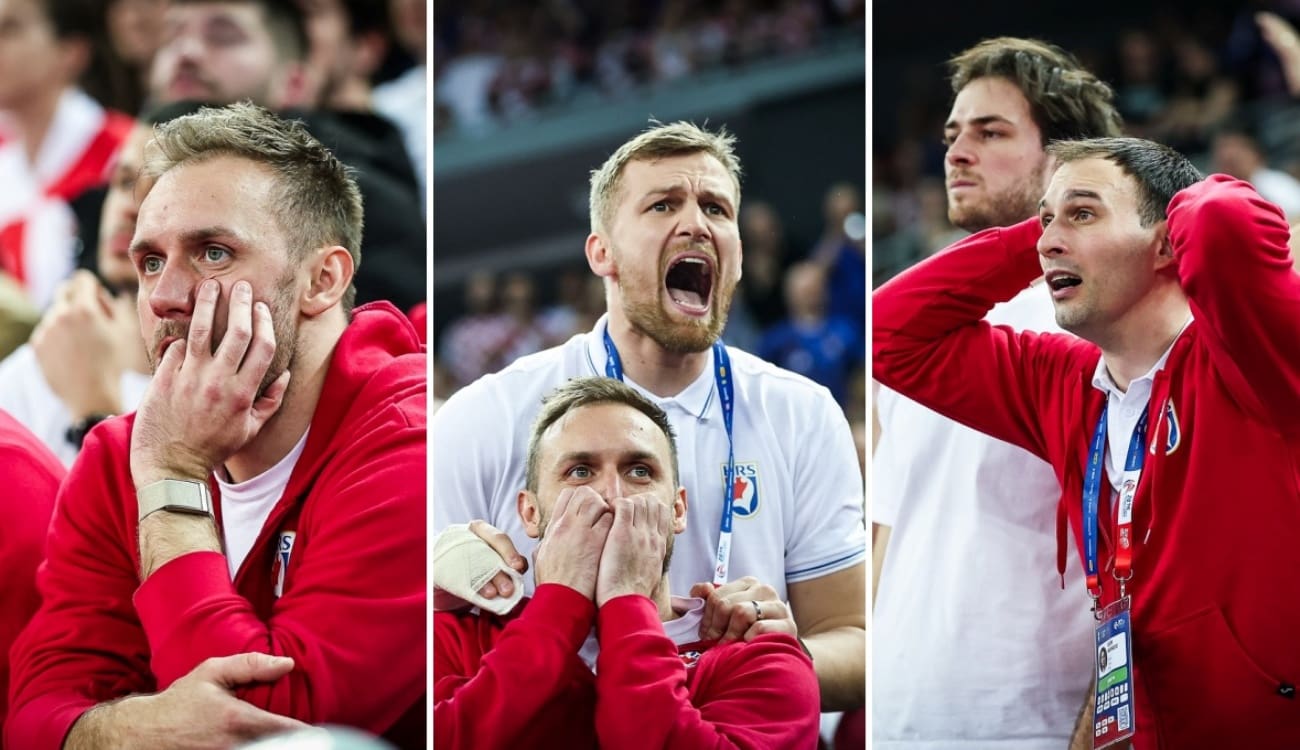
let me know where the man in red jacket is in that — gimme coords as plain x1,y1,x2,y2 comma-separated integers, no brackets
874,136,1300,748
7,102,426,749
434,377,820,749
0,409,65,734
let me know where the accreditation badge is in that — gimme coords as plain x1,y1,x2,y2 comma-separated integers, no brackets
1093,596,1136,748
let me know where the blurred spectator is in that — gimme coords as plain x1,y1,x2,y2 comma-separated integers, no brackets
1112,29,1169,137
1211,121,1300,219
738,200,790,329
438,270,502,390
0,0,133,309
147,0,425,312
758,260,861,406
1158,33,1238,154
811,181,866,338
82,0,167,115
373,0,427,208
0,108,207,467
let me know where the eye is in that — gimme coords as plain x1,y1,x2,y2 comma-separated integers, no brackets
981,130,1005,140
1074,208,1095,221
203,246,230,263
566,465,592,479
628,465,652,479
649,201,669,213
1040,214,1054,228
705,203,727,217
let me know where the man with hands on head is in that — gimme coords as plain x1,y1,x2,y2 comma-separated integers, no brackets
7,102,426,750
434,377,821,750
434,121,866,711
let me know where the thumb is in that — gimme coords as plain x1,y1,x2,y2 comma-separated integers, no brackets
689,582,716,600
199,652,295,689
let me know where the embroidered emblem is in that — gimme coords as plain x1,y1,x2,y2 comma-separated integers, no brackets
680,650,703,669
272,531,296,598
723,462,760,518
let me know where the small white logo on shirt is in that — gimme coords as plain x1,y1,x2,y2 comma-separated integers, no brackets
274,531,296,598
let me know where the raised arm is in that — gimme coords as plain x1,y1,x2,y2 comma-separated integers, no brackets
1169,174,1300,429
873,217,1092,459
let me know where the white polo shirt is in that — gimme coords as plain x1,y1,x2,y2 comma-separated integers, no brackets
433,315,866,601
873,284,1095,750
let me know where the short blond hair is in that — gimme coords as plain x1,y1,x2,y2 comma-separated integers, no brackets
141,102,364,311
588,121,743,235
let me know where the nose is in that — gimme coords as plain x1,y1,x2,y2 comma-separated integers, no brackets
945,130,976,169
676,200,714,244
594,472,624,503
1037,219,1066,258
147,260,197,320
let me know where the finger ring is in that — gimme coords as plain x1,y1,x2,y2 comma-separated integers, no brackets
752,600,764,621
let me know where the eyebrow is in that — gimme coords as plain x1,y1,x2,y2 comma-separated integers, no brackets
553,449,664,466
944,114,1015,131
128,226,245,260
1039,189,1105,210
642,183,736,209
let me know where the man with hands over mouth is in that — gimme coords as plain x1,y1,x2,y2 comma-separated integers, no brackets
434,377,821,750
7,103,426,749
433,121,866,711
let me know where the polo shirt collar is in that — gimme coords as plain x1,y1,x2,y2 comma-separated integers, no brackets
584,314,718,420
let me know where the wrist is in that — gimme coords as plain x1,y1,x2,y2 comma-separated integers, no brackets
67,385,123,421
132,451,213,490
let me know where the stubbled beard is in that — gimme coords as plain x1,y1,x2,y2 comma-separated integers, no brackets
948,164,1046,232
616,250,735,353
146,278,299,394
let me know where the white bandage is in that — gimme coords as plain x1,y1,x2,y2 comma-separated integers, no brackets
432,524,525,616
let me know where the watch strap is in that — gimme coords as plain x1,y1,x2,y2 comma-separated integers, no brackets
138,479,213,521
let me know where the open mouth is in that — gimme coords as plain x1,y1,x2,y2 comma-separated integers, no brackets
664,255,714,315
1045,270,1083,298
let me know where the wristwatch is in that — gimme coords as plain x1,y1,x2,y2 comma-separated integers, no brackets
137,479,213,521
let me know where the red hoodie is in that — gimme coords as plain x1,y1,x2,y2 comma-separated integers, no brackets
434,583,821,749
873,175,1300,748
6,302,427,750
0,409,65,739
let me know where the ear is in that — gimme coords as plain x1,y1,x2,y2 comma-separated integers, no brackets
301,245,354,317
671,487,687,534
585,232,616,279
518,490,543,538
1151,222,1176,271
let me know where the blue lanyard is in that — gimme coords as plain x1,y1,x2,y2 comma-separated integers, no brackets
603,329,736,583
1081,402,1148,606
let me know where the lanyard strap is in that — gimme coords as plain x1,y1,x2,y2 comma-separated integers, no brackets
603,329,736,584
1081,402,1149,607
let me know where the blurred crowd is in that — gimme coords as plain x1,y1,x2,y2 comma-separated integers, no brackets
433,0,865,134
874,0,1300,283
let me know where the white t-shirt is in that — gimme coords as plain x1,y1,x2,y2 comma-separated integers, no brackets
216,429,309,578
0,343,150,467
433,315,866,602
576,595,705,671
873,284,1095,750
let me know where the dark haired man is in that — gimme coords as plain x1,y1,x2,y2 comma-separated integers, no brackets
875,136,1300,747
874,37,1122,748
